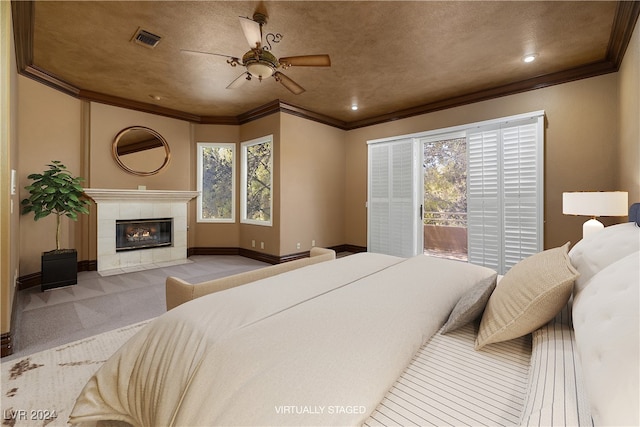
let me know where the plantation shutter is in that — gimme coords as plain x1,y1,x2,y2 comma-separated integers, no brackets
467,127,501,271
502,122,542,270
368,138,421,257
467,114,544,274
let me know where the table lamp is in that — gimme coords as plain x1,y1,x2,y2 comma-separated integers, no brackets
562,191,628,238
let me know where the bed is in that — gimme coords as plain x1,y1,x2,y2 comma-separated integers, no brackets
69,204,640,426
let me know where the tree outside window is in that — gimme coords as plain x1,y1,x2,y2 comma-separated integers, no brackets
241,136,272,226
423,138,467,226
197,143,235,222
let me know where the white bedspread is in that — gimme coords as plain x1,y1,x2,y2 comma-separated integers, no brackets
69,253,495,426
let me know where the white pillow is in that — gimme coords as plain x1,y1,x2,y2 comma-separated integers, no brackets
569,222,639,293
572,251,639,426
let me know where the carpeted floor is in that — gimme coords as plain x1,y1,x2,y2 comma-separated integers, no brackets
5,255,269,361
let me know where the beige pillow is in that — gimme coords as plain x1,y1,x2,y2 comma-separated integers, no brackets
475,242,579,350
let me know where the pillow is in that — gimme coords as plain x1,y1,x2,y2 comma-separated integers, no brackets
571,251,639,426
569,222,639,293
475,242,579,350
442,273,497,333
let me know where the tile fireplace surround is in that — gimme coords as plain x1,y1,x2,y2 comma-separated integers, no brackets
84,189,199,275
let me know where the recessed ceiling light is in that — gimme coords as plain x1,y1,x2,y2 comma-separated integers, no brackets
351,104,358,111
523,54,537,63
149,94,162,101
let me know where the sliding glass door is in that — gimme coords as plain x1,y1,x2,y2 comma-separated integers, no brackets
367,111,544,274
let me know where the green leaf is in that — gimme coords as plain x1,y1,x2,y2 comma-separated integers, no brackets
22,160,90,225
34,211,49,220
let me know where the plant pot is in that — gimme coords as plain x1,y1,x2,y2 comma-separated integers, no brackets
41,249,77,291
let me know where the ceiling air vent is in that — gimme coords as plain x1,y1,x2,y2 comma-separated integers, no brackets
132,28,162,49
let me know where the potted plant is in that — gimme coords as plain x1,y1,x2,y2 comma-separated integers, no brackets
21,160,91,291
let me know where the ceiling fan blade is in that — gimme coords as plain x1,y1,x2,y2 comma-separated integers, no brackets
239,16,262,48
227,72,250,89
274,71,305,95
278,55,331,67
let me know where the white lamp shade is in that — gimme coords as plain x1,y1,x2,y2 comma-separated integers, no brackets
562,191,629,217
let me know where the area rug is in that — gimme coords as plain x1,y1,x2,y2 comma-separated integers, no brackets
1,320,151,427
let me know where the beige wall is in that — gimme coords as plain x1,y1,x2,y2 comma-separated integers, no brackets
1,0,20,337
344,72,621,250
17,77,83,275
619,22,640,202
238,114,281,256
280,114,346,255
88,102,191,191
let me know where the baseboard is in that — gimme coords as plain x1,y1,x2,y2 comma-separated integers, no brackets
17,259,96,291
78,259,97,272
17,272,40,290
1,287,18,357
188,247,240,257
190,247,322,264
1,331,12,358
17,244,369,289
329,244,367,253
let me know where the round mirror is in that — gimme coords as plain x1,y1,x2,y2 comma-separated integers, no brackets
112,126,171,176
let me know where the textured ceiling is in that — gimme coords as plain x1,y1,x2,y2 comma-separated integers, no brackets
20,1,636,126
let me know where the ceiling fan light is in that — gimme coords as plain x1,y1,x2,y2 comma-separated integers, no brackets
246,62,274,79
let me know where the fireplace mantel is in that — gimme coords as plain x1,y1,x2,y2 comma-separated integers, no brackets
84,188,199,203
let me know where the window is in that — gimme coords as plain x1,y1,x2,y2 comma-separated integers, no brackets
241,136,273,226
197,143,235,223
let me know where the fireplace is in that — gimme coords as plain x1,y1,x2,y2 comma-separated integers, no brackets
116,218,173,252
84,188,199,274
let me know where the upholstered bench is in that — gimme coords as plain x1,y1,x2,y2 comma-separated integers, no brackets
165,247,336,310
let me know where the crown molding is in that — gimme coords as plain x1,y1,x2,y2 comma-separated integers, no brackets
607,0,640,67
11,0,639,131
77,89,202,123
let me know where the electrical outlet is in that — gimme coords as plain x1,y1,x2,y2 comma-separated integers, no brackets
311,240,316,247
260,242,264,249
252,240,255,248
296,242,301,250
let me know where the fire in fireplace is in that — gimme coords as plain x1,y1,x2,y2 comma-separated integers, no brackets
116,218,173,252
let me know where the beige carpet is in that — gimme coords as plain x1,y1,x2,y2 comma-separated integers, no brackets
1,320,151,427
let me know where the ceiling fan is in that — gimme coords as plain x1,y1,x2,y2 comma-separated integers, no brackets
181,12,331,95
